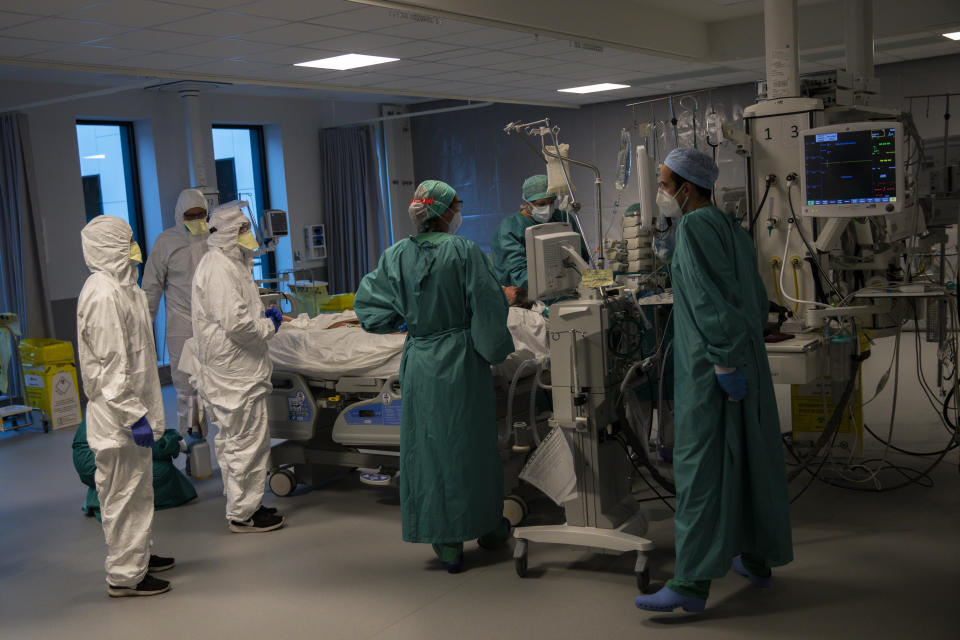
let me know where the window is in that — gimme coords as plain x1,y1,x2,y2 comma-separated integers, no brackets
76,121,145,251
212,125,274,282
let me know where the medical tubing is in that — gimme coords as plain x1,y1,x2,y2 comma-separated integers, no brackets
786,347,867,482
791,264,801,314
535,358,552,391
788,184,845,301
657,341,673,452
619,396,676,494
748,179,773,235
528,371,542,447
779,224,832,310
502,359,539,447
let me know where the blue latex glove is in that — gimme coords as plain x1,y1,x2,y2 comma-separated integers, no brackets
264,306,282,333
716,370,748,401
131,416,154,448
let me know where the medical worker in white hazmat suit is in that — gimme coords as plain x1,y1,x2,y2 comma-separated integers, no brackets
77,215,175,597
142,188,208,435
190,202,285,533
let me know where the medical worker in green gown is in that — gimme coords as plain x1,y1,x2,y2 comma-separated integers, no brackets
634,148,793,613
491,174,589,303
354,179,516,573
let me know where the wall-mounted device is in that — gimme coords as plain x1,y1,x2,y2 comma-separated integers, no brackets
304,224,326,260
801,121,903,217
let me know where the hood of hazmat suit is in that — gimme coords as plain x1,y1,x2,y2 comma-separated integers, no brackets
189,201,275,413
77,215,166,449
141,188,209,432
77,215,166,588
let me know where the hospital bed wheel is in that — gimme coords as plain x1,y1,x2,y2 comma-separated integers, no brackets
268,469,297,497
636,568,651,593
513,538,528,578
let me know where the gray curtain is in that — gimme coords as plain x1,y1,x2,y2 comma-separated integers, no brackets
319,126,377,293
0,113,51,401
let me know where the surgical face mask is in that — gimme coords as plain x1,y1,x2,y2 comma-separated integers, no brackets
530,204,552,223
237,231,259,251
129,242,143,264
446,210,462,235
656,187,686,219
184,219,208,235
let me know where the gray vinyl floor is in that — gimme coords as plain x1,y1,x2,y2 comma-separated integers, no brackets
1,333,958,640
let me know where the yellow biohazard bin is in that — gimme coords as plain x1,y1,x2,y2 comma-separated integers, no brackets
18,338,82,430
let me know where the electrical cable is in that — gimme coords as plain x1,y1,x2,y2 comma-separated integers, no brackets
748,177,773,235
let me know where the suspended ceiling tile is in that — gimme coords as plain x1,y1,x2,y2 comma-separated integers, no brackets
311,31,412,54
63,0,208,28
485,57,558,72
0,11,39,30
412,46,488,63
92,29,210,51
373,17,481,40
243,22,353,45
180,58,280,76
161,0,257,9
121,51,216,70
231,0,353,21
174,38,281,58
893,43,960,60
547,48,619,64
0,36,54,57
27,44,143,65
367,39,462,59
433,29,533,49
505,38,579,57
0,17,129,44
240,46,341,65
536,62,623,81
427,67,503,82
443,50,532,67
875,51,905,64
0,1,101,17
309,7,404,32
319,71,397,87
159,11,285,38
385,61,463,77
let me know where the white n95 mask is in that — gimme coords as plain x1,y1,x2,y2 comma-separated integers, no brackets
446,210,462,235
237,231,259,251
656,189,684,218
184,219,208,235
530,204,552,223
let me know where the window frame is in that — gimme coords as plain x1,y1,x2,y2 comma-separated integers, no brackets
211,124,275,281
75,120,146,252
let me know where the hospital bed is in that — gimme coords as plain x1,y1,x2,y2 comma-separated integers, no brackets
264,308,550,512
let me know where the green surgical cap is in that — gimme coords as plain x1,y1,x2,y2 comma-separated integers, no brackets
521,174,551,202
409,179,456,226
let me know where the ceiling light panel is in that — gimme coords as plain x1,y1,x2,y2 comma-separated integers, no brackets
294,53,399,70
558,83,631,94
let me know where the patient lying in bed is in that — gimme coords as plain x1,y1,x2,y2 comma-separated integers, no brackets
268,308,548,380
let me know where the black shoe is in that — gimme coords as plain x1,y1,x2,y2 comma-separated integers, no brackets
107,574,171,597
257,504,279,516
229,508,285,533
148,554,175,572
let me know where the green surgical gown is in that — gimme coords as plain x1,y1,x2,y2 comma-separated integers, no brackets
72,421,197,520
355,232,516,543
491,210,589,291
670,205,793,581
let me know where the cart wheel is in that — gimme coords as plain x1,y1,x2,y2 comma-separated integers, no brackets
514,538,528,577
503,494,528,527
636,568,651,593
268,469,297,497
41,413,50,433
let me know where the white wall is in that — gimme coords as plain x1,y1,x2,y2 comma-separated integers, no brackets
0,80,380,314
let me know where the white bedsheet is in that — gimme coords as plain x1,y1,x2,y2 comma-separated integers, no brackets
268,307,549,380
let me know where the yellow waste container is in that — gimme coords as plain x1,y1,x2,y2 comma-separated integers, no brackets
319,293,355,312
19,338,82,430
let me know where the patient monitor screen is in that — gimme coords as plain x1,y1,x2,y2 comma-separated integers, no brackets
803,125,900,216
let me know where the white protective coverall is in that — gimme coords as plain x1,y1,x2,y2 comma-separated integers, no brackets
77,215,165,587
189,202,275,523
142,188,208,434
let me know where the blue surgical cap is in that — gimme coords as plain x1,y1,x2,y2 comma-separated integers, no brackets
663,147,719,190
